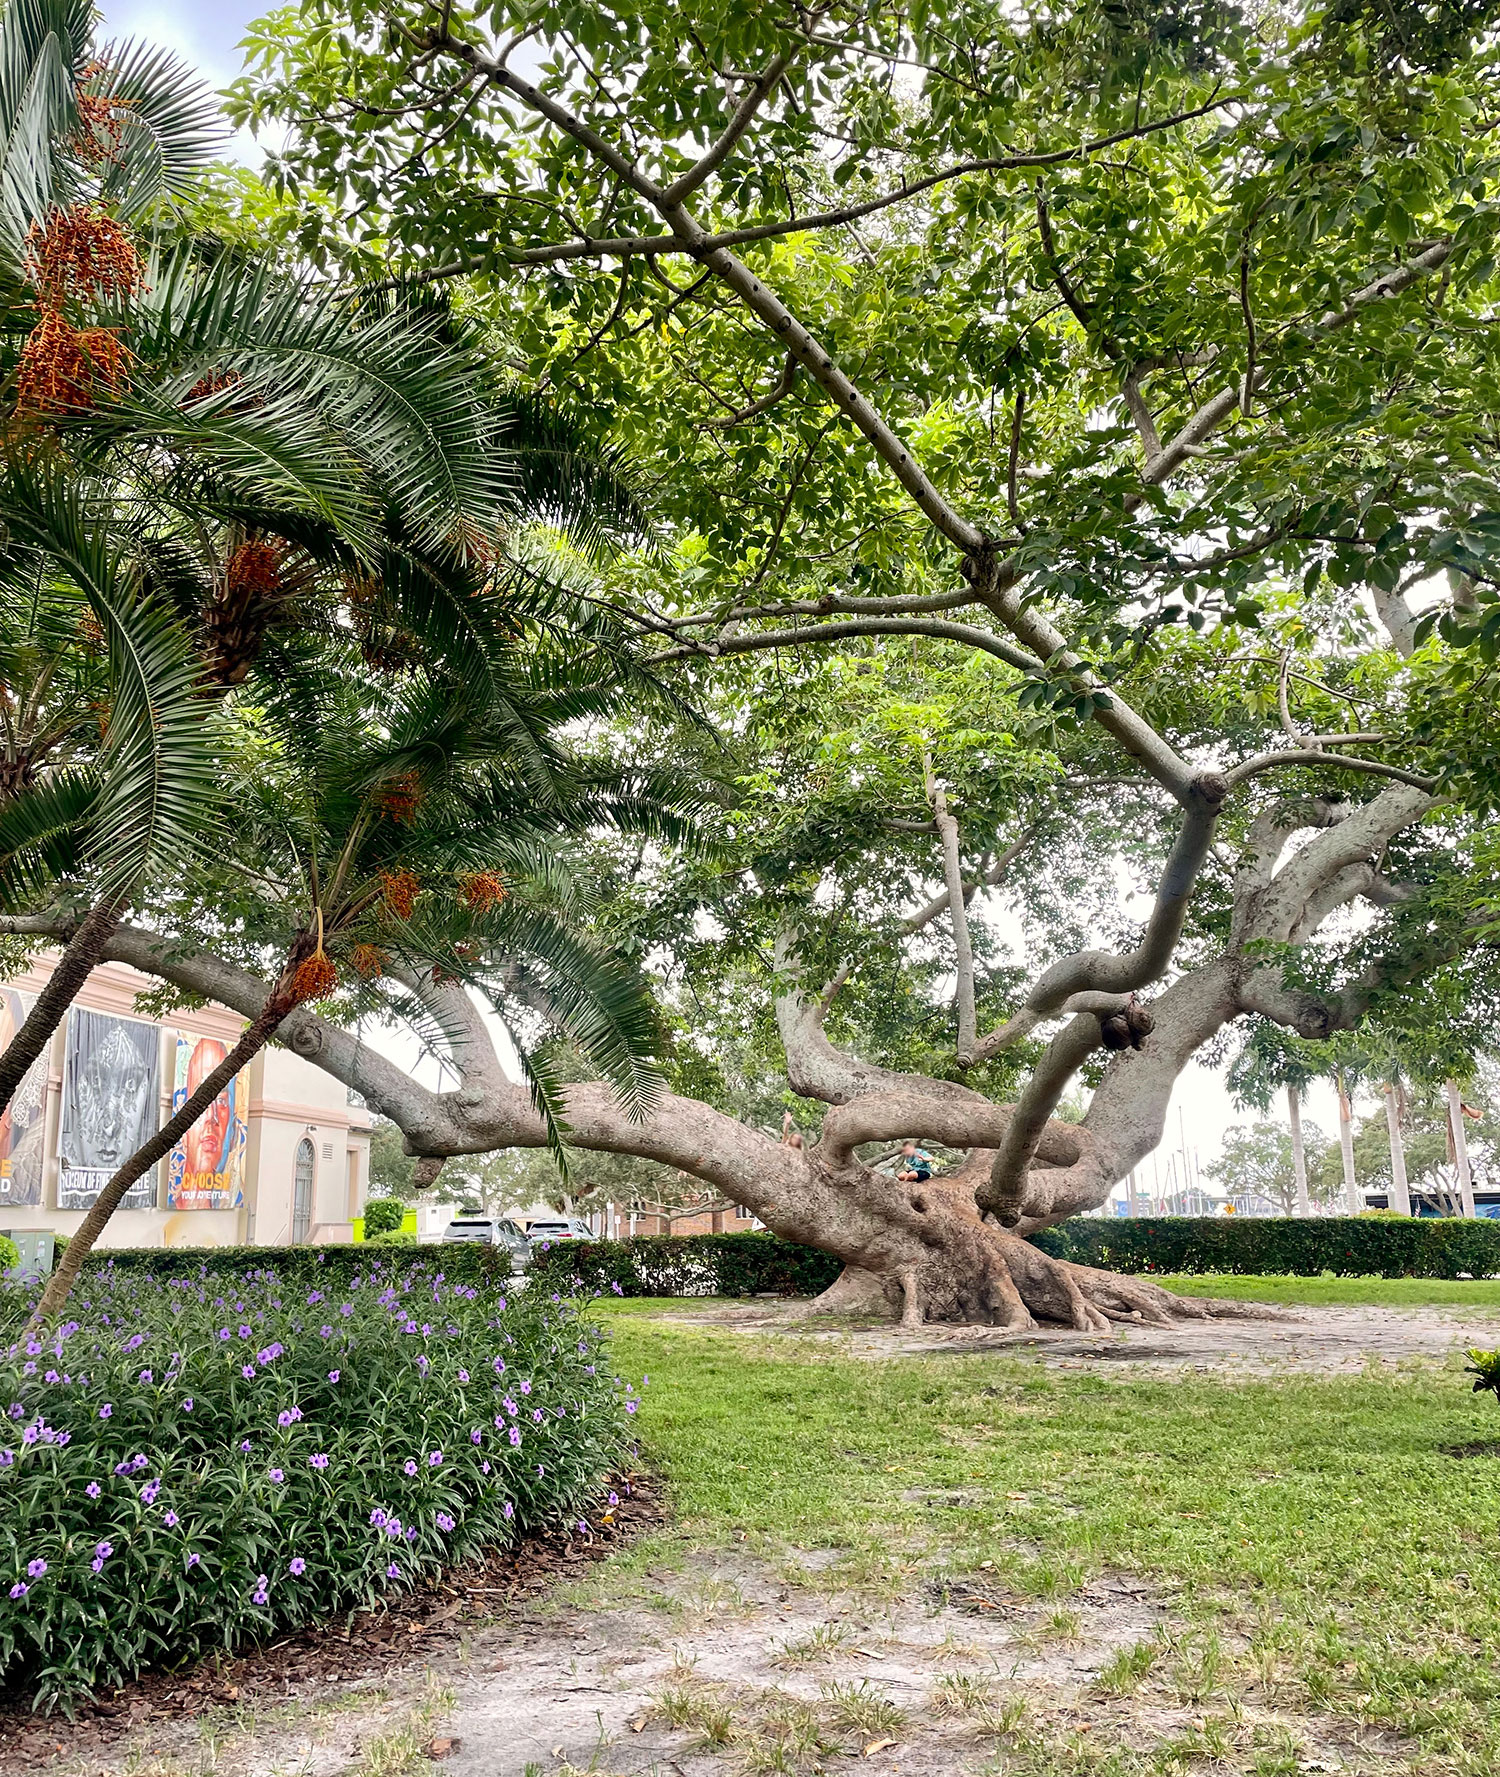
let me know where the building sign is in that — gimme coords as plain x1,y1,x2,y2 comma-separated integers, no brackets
166,1034,246,1210
59,1009,159,1211
0,989,48,1207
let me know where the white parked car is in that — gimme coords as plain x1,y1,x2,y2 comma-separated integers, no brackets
525,1217,597,1247
441,1217,532,1271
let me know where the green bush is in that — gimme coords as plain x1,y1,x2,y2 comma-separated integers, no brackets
1030,1216,1500,1278
0,1234,17,1274
0,1253,635,1707
365,1228,418,1246
74,1244,512,1291
528,1233,843,1299
361,1197,407,1238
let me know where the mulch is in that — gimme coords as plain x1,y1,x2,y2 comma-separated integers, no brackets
0,1473,664,1770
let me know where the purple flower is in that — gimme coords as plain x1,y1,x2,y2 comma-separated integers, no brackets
241,1365,256,1380
252,1579,269,1606
89,1558,103,1574
187,1551,200,1568
578,1521,588,1534
626,1400,638,1415
503,1502,514,1520
508,1426,521,1447
239,1325,252,1339
405,1526,417,1543
503,1397,517,1416
309,1453,329,1470
481,1461,491,1474
386,1562,401,1579
94,1541,112,1560
288,1557,306,1576
239,1439,252,1453
26,1558,46,1578
268,1468,285,1484
277,1410,295,1427
328,1370,340,1383
436,1512,454,1533
608,1492,619,1507
140,1480,160,1504
532,1409,543,1423
470,1429,482,1445
458,1370,469,1383
138,1369,153,1384
9,1582,26,1599
403,1459,417,1477
132,1453,148,1471
21,1425,38,1445
164,1511,179,1528
369,1508,388,1529
218,1328,230,1341
86,1482,101,1499
385,1518,403,1539
98,1404,112,1419
182,1398,193,1412
492,1357,506,1375
519,1380,531,1396
427,1450,442,1467
320,1325,332,1338
43,1370,58,1384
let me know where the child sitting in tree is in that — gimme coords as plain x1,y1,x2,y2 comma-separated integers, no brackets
895,1140,932,1183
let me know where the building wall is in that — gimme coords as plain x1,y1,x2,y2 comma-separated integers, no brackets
0,954,371,1250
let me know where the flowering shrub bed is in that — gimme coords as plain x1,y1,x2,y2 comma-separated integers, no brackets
0,1257,636,1707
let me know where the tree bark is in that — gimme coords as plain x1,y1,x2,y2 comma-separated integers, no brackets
1288,1083,1310,1217
27,983,297,1325
1336,1073,1360,1216
1383,1083,1412,1216
0,894,127,1118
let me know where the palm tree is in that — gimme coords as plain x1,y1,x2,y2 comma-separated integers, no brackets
0,0,655,1117
30,617,698,1319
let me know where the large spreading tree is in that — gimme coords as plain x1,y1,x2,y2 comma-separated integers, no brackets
21,0,1500,1328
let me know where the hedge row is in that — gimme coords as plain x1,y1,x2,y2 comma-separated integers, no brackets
1030,1216,1500,1278
68,1215,1500,1302
73,1245,513,1288
527,1233,843,1298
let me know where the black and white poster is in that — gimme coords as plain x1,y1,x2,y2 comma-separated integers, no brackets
59,1009,160,1211
0,988,48,1207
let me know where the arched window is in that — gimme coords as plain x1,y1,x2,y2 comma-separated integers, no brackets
292,1138,315,1245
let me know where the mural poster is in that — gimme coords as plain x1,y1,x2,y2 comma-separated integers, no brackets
0,989,48,1207
166,1034,247,1210
58,1009,159,1211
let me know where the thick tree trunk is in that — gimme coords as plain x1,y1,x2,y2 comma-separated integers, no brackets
0,894,127,1117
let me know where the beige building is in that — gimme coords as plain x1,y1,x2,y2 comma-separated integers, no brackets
0,954,372,1249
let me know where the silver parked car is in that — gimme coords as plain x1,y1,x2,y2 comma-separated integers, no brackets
441,1217,532,1271
525,1217,597,1247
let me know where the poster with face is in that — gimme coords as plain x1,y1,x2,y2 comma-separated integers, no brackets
166,1034,247,1210
59,1009,160,1211
0,988,48,1208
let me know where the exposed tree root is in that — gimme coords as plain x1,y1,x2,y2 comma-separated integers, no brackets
805,1221,1273,1332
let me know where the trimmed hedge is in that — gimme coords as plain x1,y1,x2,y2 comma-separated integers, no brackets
76,1245,512,1289
1031,1216,1500,1278
528,1233,843,1299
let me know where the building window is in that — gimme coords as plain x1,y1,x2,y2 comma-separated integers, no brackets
734,1202,753,1219
346,1149,360,1220
292,1138,315,1245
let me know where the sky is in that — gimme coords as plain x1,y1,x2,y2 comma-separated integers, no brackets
93,0,1356,1195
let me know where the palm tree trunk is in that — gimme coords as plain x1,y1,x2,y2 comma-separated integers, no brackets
1336,1072,1360,1215
1288,1083,1310,1216
1446,1080,1476,1218
27,983,296,1326
1382,1082,1411,1216
0,893,127,1116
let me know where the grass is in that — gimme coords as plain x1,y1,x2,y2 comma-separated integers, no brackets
601,1285,1500,1775
1154,1272,1500,1308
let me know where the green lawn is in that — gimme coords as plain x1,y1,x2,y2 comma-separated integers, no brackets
1157,1272,1500,1309
600,1287,1500,1776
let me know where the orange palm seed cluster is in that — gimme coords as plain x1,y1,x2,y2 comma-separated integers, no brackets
16,310,130,415
225,538,285,599
458,870,508,912
26,205,144,307
291,951,339,1003
379,869,421,919
350,943,388,979
375,773,423,824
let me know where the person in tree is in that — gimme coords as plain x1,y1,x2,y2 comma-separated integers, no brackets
896,1141,932,1183
781,1110,804,1153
